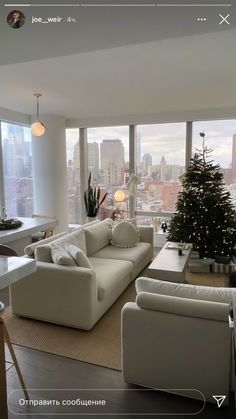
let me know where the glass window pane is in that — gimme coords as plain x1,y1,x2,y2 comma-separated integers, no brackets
1,122,34,217
66,129,80,224
88,126,129,220
192,120,236,209
136,123,186,213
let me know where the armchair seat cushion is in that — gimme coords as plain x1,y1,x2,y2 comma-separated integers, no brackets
89,257,132,300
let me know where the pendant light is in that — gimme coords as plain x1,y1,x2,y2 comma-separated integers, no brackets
31,93,46,136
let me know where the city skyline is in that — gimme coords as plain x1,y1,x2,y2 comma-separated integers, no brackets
66,122,236,222
66,120,236,169
1,122,34,218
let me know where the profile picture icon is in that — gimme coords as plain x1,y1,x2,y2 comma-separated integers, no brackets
7,10,25,29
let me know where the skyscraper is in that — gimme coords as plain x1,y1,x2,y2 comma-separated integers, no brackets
136,132,141,165
142,153,152,175
100,139,124,186
88,142,99,182
232,133,236,182
160,156,167,181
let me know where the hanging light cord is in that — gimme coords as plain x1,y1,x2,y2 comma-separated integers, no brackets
36,95,40,120
34,93,47,130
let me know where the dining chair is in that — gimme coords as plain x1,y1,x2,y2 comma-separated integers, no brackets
31,214,56,242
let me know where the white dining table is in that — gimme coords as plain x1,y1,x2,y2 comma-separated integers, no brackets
0,256,36,418
0,217,58,255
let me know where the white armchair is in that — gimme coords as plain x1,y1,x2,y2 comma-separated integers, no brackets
122,278,235,405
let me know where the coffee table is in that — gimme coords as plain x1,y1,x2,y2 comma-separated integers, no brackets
148,242,192,283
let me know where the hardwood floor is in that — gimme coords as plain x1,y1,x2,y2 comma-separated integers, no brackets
1,286,235,418
4,345,234,419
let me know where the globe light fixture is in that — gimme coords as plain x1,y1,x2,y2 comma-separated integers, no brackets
31,93,46,137
114,190,125,202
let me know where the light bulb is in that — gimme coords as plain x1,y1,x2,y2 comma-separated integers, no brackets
31,121,45,136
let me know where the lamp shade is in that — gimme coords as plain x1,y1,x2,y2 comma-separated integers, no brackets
31,121,46,137
114,190,125,202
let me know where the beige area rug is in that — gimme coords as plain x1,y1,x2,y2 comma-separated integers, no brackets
2,269,226,371
186,271,227,287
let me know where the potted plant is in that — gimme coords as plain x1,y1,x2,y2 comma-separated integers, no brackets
84,172,107,221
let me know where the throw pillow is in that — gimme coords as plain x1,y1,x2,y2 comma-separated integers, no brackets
35,245,52,263
109,221,139,248
65,244,93,269
24,231,67,256
51,244,77,266
114,217,137,227
83,218,114,256
52,229,87,255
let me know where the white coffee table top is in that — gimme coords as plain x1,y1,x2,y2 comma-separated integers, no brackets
148,242,192,282
0,256,36,290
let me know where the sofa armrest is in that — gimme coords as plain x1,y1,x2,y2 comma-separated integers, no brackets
135,277,234,304
137,226,153,246
136,291,230,322
10,262,97,330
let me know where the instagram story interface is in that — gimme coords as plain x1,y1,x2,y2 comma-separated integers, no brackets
0,0,236,418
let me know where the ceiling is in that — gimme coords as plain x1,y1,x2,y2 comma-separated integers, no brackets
0,0,235,122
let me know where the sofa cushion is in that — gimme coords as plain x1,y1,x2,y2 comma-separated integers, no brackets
24,231,67,256
89,257,132,300
52,229,87,255
109,221,139,248
66,244,93,269
35,245,52,263
93,242,153,280
135,277,235,304
51,244,77,266
83,218,113,256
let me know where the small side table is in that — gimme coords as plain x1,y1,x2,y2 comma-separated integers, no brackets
0,256,36,419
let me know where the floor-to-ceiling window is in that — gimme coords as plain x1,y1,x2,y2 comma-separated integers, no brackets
87,126,129,220
193,120,236,209
65,119,236,226
136,123,186,226
1,121,33,218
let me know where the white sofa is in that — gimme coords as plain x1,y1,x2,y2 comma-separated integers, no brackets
10,220,153,330
122,277,235,404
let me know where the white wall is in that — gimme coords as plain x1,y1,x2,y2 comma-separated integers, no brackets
0,106,30,126
31,115,68,232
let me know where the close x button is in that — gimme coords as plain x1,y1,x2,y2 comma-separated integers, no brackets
219,14,230,25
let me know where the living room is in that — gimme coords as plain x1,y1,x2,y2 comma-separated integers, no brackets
0,0,236,418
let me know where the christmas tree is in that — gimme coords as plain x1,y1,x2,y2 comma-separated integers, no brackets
167,132,236,259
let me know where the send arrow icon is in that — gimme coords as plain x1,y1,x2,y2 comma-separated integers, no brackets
212,395,226,408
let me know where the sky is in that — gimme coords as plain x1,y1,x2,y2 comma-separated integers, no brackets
66,119,236,169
